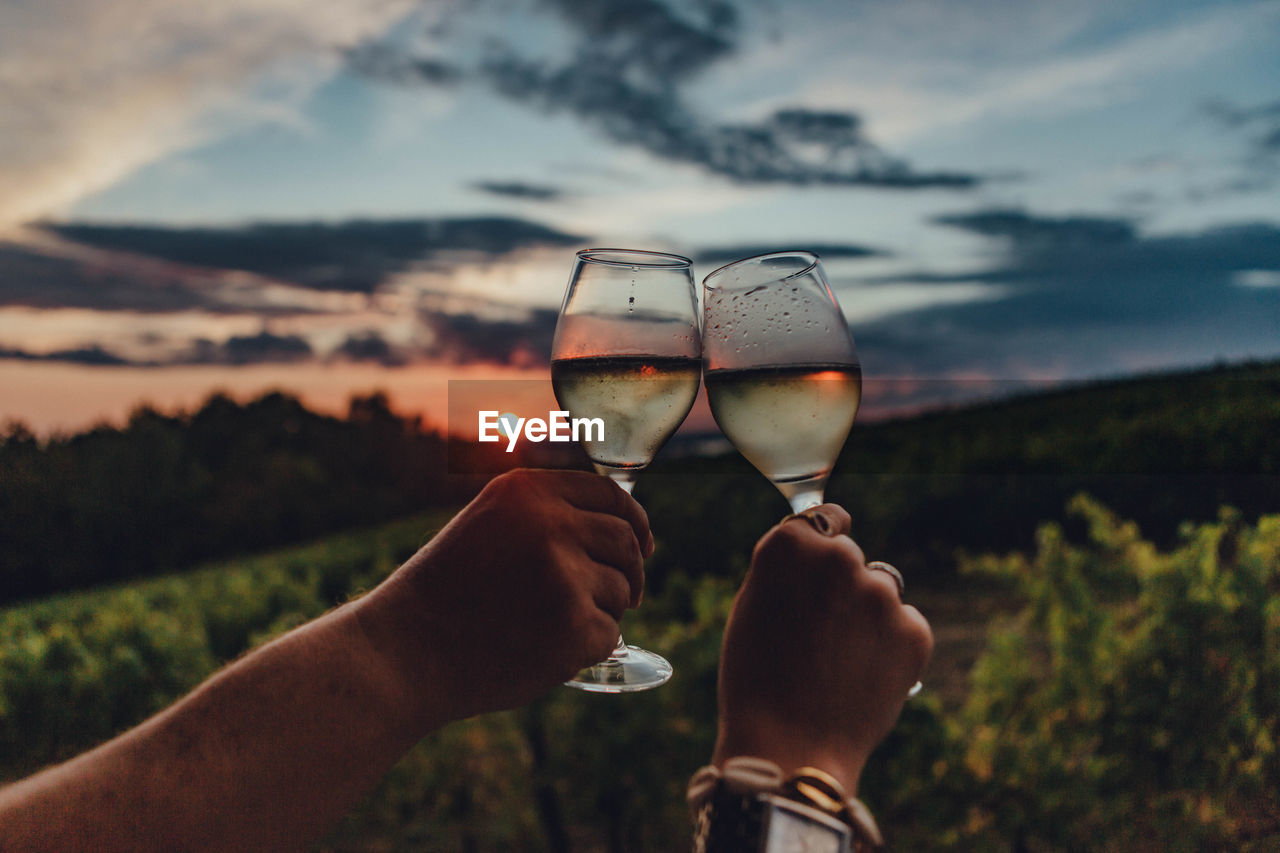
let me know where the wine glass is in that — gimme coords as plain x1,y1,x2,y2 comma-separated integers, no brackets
702,251,860,514
550,248,701,692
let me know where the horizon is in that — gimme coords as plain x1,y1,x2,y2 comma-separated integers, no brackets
7,354,1272,443
2,0,1278,434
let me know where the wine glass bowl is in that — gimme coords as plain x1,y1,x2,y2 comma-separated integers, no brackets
550,248,701,692
702,251,861,513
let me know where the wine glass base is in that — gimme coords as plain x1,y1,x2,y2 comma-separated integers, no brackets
564,645,673,693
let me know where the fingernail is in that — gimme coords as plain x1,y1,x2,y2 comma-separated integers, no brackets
787,508,834,535
808,510,833,535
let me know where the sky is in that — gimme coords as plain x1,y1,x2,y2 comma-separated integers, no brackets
1,0,1278,435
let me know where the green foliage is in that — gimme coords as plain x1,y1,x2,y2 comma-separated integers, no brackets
952,497,1280,850
0,391,481,604
2,501,1279,850
0,514,436,777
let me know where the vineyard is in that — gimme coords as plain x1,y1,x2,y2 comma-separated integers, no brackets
2,499,1278,850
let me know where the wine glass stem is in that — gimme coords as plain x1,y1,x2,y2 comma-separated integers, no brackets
609,473,637,653
788,491,824,513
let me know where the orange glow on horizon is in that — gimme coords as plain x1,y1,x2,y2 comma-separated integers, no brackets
0,360,551,437
0,360,724,440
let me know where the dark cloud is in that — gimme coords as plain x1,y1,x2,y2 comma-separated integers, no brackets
350,1,980,190
472,181,564,201
420,306,559,368
695,243,883,267
344,43,463,87
332,331,408,367
44,216,583,294
0,242,231,313
0,344,130,366
854,210,1280,377
0,331,315,368
1203,97,1280,134
201,331,313,365
1197,96,1280,196
475,65,977,189
931,210,1136,249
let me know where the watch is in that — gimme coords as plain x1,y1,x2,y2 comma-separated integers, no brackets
689,758,881,853
694,788,852,853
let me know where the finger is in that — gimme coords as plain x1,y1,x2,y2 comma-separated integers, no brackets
582,608,623,668
586,558,632,622
791,503,852,537
859,564,907,615
865,561,905,598
560,473,655,557
752,516,859,587
898,604,935,674
579,512,645,607
832,533,868,570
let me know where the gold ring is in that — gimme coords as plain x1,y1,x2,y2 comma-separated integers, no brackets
866,561,904,597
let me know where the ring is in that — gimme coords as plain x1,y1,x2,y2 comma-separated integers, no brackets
866,561,904,597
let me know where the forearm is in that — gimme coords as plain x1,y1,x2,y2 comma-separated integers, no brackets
0,598,431,852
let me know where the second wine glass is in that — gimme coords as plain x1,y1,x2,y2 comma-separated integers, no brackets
702,251,861,513
550,248,701,692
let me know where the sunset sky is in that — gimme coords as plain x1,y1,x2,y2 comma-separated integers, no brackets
1,0,1278,435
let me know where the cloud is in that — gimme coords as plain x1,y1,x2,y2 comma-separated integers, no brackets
931,210,1136,252
0,242,231,313
332,330,409,366
1203,97,1280,138
1,213,587,371
420,306,559,368
471,181,565,201
854,209,1280,377
344,42,463,87
0,344,130,366
42,216,583,294
0,330,314,367
193,331,313,365
350,0,981,189
0,308,559,369
0,0,418,229
1198,95,1280,196
695,243,883,267
786,0,1280,147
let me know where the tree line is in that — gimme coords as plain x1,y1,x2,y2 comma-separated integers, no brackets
0,392,493,604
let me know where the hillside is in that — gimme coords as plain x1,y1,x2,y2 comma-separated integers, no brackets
640,359,1280,589
2,359,1277,604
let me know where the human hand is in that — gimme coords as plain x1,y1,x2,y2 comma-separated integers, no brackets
358,468,653,727
712,505,932,794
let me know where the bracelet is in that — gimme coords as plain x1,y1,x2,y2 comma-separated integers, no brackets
688,757,883,851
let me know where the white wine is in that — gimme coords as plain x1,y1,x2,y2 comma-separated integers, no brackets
705,363,861,485
551,355,701,472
